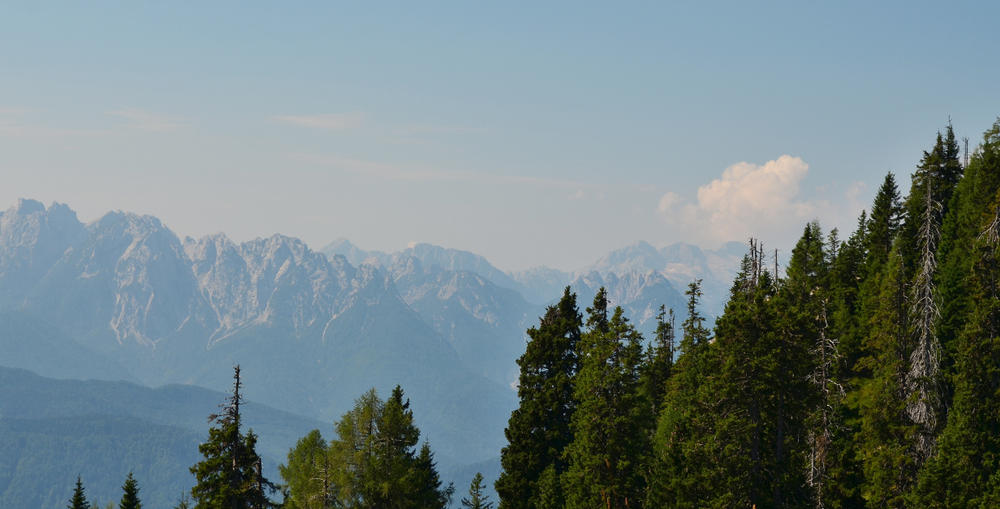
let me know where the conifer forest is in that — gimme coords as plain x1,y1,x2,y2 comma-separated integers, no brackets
57,120,1000,508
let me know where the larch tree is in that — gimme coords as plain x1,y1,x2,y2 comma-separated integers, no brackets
279,429,332,509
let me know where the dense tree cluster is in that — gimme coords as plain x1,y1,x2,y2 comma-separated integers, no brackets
497,119,1000,508
280,386,453,509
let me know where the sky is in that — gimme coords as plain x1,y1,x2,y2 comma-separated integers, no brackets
2,1,999,271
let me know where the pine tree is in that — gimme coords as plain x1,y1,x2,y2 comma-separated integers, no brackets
563,290,649,508
68,476,91,509
119,472,141,509
190,365,276,509
461,472,494,509
496,287,582,508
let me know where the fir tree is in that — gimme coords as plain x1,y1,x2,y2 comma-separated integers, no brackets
68,476,90,509
119,472,141,509
190,365,276,509
461,473,494,509
496,287,582,508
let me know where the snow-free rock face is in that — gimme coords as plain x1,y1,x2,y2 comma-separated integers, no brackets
0,200,517,473
389,254,534,385
0,199,86,306
27,211,210,349
571,270,688,335
185,234,351,343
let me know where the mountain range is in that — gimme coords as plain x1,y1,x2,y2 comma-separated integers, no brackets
0,198,746,499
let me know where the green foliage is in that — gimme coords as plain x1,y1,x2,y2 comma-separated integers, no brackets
647,280,720,508
640,305,675,419
461,472,494,509
279,430,331,509
118,472,141,509
68,476,91,509
189,365,276,509
305,385,454,508
496,287,582,508
562,291,650,508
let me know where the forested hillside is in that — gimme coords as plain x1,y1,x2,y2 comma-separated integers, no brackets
494,120,1000,508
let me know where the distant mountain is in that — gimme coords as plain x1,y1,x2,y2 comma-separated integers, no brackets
570,270,687,336
581,240,747,319
0,365,326,508
0,199,514,473
509,266,573,305
0,198,746,492
321,237,388,267
387,254,534,386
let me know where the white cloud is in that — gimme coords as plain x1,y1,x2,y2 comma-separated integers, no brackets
274,113,365,130
109,108,185,132
658,155,864,247
657,191,680,213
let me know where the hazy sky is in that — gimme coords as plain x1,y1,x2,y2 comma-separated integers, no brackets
2,2,998,271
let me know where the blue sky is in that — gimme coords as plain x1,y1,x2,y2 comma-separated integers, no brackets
2,1,998,270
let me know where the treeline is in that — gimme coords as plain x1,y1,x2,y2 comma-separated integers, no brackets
496,119,1000,508
64,366,468,509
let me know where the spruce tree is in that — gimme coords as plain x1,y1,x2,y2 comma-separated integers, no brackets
496,287,582,508
190,365,276,509
563,290,649,508
856,246,916,507
68,476,90,509
647,280,717,508
640,305,675,418
703,242,781,507
119,472,141,509
461,473,494,509
911,140,1000,506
